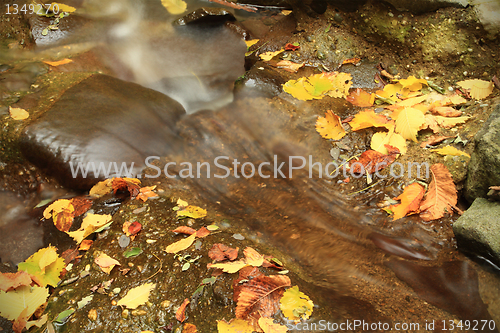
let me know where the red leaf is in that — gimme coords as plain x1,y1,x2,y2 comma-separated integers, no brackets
284,43,299,51
349,147,399,174
208,244,239,262
195,226,210,238
70,197,92,217
128,221,142,236
176,298,190,322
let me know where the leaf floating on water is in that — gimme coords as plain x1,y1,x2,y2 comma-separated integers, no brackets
9,107,29,120
457,79,494,100
419,164,457,221
315,110,347,140
279,286,313,321
161,0,187,14
116,283,156,309
388,183,426,221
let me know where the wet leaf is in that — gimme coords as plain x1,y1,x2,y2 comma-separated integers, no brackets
176,298,190,322
195,226,210,238
116,283,156,309
172,226,197,235
112,177,141,197
346,88,375,107
217,318,254,333
284,43,299,51
207,260,248,274
279,286,313,321
128,221,142,236
457,79,494,99
0,271,33,292
136,185,158,202
434,115,470,129
419,164,457,221
42,58,73,66
243,247,264,267
177,205,207,219
165,234,196,254
283,72,352,101
9,107,29,120
275,60,304,73
395,107,426,142
51,2,76,13
207,224,219,231
94,253,120,274
123,247,142,258
18,246,65,287
161,0,187,14
43,199,74,232
89,178,113,197
348,110,392,131
245,39,259,49
371,129,407,155
183,323,198,333
42,28,48,36
209,244,239,262
259,49,284,61
349,147,399,175
258,317,288,333
430,145,470,158
315,110,347,140
67,213,112,244
0,285,49,321
388,183,426,220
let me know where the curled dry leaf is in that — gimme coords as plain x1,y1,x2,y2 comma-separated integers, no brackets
176,298,190,322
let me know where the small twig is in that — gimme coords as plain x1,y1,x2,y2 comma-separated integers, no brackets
206,0,258,12
142,253,163,281
348,179,383,195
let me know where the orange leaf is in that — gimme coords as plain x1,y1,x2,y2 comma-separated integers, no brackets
42,58,73,66
195,226,210,238
348,109,392,131
136,185,158,202
346,88,375,107
79,240,93,251
208,244,239,262
389,183,426,220
0,271,33,292
420,135,455,148
349,147,399,175
183,323,197,333
419,164,457,221
172,226,196,235
111,178,141,197
315,110,347,140
70,197,92,217
342,57,361,65
13,307,28,333
430,106,462,117
176,298,190,322
243,247,264,267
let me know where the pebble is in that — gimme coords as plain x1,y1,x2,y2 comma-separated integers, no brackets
334,13,343,23
118,235,130,248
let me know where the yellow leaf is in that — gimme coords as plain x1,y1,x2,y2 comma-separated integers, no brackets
371,130,407,155
89,179,113,197
0,286,49,321
116,283,156,309
457,79,494,100
282,78,317,101
9,107,29,120
94,253,121,274
18,246,65,287
164,234,196,253
244,39,259,49
258,317,288,333
283,72,352,101
389,183,426,220
243,247,264,267
51,2,76,12
434,115,470,129
217,318,254,333
42,58,73,66
259,49,284,61
323,72,352,98
431,145,470,158
398,76,428,91
207,260,248,274
176,198,189,207
177,205,207,218
315,110,347,140
348,110,392,131
395,94,428,107
395,107,426,142
67,213,112,244
279,286,313,321
161,0,187,14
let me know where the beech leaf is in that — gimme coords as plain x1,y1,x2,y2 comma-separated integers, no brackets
395,107,426,142
0,286,49,321
0,271,33,292
430,145,470,158
116,283,156,309
388,183,426,220
457,79,494,99
315,110,347,140
18,246,65,287
419,164,457,221
348,110,392,131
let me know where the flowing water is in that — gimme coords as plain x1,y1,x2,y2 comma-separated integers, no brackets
1,0,500,331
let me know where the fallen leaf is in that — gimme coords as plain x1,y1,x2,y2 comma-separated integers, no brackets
70,197,92,217
217,318,254,333
161,0,187,14
259,49,284,61
13,307,28,333
434,115,470,129
315,110,347,140
279,286,313,321
165,234,196,254
430,145,470,158
0,271,33,292
342,57,361,65
284,43,299,51
398,76,428,91
112,178,141,197
371,130,407,155
0,285,49,321
42,58,73,66
430,106,462,117
419,164,457,221
420,135,455,148
176,298,190,322
275,60,304,73
208,260,249,274
66,213,112,244
94,253,120,274
195,226,210,238
395,107,426,142
388,183,426,220
457,79,494,99
245,39,259,49
348,109,392,131
209,244,239,262
25,314,48,330
346,88,375,107
18,246,65,287
177,205,207,219
422,114,440,133
50,2,76,12
243,247,264,267
9,107,29,120
43,199,75,232
89,178,113,197
349,147,399,175
172,226,197,235
183,323,198,333
128,221,142,236
283,72,352,101
258,317,288,333
136,185,158,202
116,283,156,309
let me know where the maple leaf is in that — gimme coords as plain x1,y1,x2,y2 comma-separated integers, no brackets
395,107,426,142
347,88,375,107
431,145,470,158
388,183,426,220
42,58,73,66
348,110,392,131
116,283,156,309
434,115,470,129
371,129,407,155
457,79,494,99
419,164,457,221
176,298,190,322
161,0,187,14
9,107,29,120
259,49,284,61
235,275,291,320
420,135,455,148
95,253,120,274
165,234,196,254
0,271,33,292
279,286,313,321
315,110,347,140
43,199,75,232
209,244,239,262
0,285,49,321
18,246,65,287
349,147,399,175
66,213,112,244
217,318,254,333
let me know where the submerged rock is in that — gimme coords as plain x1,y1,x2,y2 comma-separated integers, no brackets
453,198,500,266
20,74,185,190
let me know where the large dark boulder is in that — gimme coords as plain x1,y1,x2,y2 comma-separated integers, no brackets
20,74,185,190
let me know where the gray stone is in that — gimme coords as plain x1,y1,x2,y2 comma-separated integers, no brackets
453,198,500,266
471,0,500,36
382,0,469,14
465,105,500,201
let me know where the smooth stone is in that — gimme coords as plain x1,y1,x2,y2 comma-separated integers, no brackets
20,74,185,190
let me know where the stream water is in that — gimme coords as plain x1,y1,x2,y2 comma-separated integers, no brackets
1,0,500,331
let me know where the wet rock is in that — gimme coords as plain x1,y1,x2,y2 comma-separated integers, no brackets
382,0,468,14
238,63,289,98
465,104,500,201
174,7,236,26
20,74,185,190
453,198,500,266
471,0,500,36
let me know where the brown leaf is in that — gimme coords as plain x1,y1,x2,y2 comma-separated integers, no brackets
0,271,33,292
111,178,141,197
349,147,399,175
419,164,457,221
195,226,210,238
13,307,28,333
61,248,80,265
284,43,299,51
233,267,264,303
176,298,190,322
235,275,291,321
420,135,455,148
208,244,239,262
79,240,93,251
183,323,197,333
70,197,92,217
172,226,196,235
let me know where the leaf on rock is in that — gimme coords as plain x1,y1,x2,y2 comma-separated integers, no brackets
112,178,141,197
434,115,470,129
398,76,428,91
128,221,142,236
346,88,375,107
420,135,455,148
50,2,76,13
0,285,49,321
136,185,158,202
70,197,92,217
165,234,197,254
177,205,207,219
323,72,353,98
431,145,470,158
176,298,190,322
419,164,457,221
172,226,197,235
243,247,264,267
371,129,407,155
209,244,239,262
195,226,210,238
42,58,73,66
388,183,426,220
235,275,291,320
208,260,248,274
279,286,313,321
116,283,156,309
315,110,347,140
67,213,112,244
259,49,284,61
275,60,304,73
0,271,33,292
18,246,65,287
245,39,259,49
43,199,75,232
9,107,29,120
457,79,494,99
217,318,254,333
395,107,426,142
283,72,352,101
349,147,399,175
94,253,120,274
161,0,187,14
348,110,392,131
